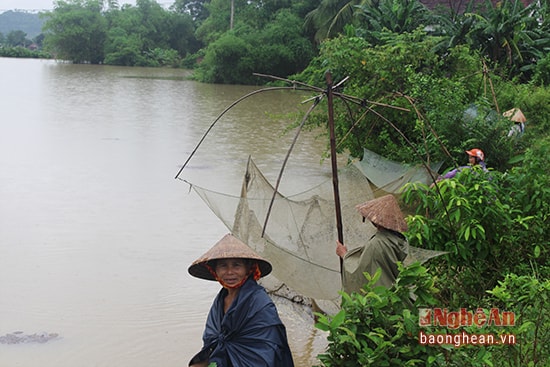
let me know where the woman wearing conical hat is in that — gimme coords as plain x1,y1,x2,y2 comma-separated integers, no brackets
336,194,409,293
188,233,294,367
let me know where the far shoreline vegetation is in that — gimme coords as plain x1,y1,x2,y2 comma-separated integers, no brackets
0,0,545,85
0,46,51,59
2,1,549,366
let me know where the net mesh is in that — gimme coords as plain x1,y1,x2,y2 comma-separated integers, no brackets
354,148,443,193
190,157,372,301
187,157,446,302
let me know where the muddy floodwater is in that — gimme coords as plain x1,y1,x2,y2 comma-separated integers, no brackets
0,57,332,366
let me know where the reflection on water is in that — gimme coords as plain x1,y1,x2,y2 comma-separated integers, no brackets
0,58,330,366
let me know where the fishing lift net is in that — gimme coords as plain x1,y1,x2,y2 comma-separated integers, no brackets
354,148,443,194
187,157,445,304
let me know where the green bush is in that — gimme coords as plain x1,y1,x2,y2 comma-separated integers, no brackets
141,48,181,68
293,33,524,171
194,33,254,84
486,274,550,367
0,46,51,59
314,266,549,367
315,263,496,366
531,53,550,87
194,9,315,85
402,161,548,307
315,263,439,367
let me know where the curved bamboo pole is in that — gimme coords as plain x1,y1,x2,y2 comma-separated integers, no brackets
175,73,461,265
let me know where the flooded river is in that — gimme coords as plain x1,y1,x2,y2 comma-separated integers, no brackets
0,57,331,366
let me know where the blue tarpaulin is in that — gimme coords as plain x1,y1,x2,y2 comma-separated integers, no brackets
190,278,295,367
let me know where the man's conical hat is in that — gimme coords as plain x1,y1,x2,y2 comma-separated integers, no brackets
356,194,408,233
188,233,272,281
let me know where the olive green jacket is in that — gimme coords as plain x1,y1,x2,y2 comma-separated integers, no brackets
342,229,408,294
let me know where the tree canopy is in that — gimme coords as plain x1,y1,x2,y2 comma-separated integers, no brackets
42,0,199,66
33,0,550,87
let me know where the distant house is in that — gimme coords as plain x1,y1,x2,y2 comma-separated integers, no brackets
420,0,535,14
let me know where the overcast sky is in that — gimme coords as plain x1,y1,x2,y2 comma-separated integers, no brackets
0,0,139,12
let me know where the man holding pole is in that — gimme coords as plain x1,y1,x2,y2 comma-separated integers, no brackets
336,194,409,294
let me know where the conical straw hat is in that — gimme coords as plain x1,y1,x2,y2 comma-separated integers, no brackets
188,233,272,281
503,108,526,123
356,194,408,233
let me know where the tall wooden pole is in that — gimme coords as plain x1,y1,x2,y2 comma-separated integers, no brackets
326,71,344,274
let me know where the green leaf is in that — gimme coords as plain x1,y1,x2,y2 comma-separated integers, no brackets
331,309,346,328
518,320,535,334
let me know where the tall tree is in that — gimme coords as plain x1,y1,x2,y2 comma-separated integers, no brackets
305,0,369,42
466,0,548,75
134,0,171,50
43,0,107,63
355,0,432,35
194,0,235,44
195,5,315,84
171,0,210,24
6,30,31,47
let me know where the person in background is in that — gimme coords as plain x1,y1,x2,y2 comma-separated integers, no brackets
188,233,295,367
507,120,525,137
503,108,526,138
336,194,409,293
431,148,487,187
